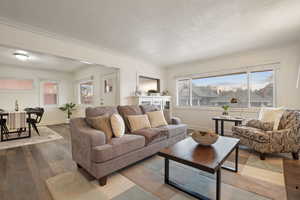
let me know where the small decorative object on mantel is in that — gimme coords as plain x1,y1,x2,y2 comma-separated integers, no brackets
221,105,229,116
135,86,142,96
147,90,160,96
15,100,19,112
59,102,76,123
191,130,219,145
162,90,169,96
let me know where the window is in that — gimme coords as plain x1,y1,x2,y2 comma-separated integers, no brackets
177,69,274,108
79,80,93,105
177,79,191,106
0,78,34,90
42,81,58,105
250,71,273,107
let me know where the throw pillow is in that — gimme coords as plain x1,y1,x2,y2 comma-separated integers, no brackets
246,119,274,131
127,114,151,132
110,114,125,137
258,107,285,130
147,110,168,128
86,115,113,142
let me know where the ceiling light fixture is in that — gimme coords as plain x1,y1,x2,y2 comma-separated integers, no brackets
13,51,30,61
80,60,92,64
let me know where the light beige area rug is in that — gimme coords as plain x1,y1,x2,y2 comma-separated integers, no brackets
46,171,159,200
0,126,63,150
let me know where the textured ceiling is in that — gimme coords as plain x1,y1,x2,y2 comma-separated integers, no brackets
0,45,90,72
0,0,300,67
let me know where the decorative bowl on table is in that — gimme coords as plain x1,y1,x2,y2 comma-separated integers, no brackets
191,130,219,145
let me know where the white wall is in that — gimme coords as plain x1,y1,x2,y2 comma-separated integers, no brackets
0,23,164,105
0,65,74,125
165,43,300,132
72,65,119,118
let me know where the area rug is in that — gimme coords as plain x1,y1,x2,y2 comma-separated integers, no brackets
46,171,159,200
46,151,285,200
0,126,63,150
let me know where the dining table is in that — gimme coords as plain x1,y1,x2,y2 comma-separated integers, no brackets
0,110,39,142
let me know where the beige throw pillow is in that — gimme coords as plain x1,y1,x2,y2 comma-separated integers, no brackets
127,115,151,132
147,110,168,128
110,114,125,137
258,107,285,130
86,115,113,142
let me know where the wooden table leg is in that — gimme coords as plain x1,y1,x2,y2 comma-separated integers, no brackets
165,158,169,184
216,169,221,200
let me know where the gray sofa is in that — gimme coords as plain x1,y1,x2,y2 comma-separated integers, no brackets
70,105,187,185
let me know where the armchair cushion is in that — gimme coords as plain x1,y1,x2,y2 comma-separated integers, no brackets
232,126,270,143
246,119,274,131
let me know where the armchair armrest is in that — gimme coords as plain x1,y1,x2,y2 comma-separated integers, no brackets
70,117,106,169
171,117,182,125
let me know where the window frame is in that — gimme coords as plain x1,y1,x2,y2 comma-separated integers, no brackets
40,80,59,107
78,79,94,105
176,67,276,109
0,77,35,92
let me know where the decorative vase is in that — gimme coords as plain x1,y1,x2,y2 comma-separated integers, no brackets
191,130,219,146
15,100,19,112
222,111,229,115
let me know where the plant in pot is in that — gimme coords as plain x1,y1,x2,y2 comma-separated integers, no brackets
221,105,230,116
59,102,76,123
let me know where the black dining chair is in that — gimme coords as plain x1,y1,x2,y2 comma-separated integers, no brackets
0,109,9,136
25,107,44,136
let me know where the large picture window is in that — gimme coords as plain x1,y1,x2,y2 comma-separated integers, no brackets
177,69,274,108
79,80,93,105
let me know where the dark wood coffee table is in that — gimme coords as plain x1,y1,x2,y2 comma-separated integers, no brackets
158,136,239,200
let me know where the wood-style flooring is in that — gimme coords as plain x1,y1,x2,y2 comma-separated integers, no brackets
0,124,299,200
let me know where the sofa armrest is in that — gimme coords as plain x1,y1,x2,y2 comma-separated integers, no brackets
171,117,182,125
70,117,106,170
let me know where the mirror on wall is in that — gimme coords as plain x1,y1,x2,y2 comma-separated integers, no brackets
138,76,160,95
0,45,120,124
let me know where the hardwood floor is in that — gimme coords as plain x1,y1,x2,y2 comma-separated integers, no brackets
0,124,299,200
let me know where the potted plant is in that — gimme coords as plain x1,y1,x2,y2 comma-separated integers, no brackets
59,102,76,123
222,105,230,116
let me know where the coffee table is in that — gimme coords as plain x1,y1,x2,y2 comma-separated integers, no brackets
158,136,239,200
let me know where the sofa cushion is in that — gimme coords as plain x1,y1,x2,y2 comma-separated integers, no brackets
118,105,143,132
147,110,168,128
86,115,113,143
232,126,270,143
127,114,151,132
132,128,168,145
86,106,118,118
91,134,145,163
156,124,187,138
111,114,125,137
140,105,160,113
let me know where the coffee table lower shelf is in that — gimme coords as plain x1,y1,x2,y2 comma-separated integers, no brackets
161,146,238,200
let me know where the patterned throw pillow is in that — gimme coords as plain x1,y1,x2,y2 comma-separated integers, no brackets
86,115,113,143
246,119,274,131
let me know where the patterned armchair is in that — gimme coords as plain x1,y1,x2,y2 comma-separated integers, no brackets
232,110,300,160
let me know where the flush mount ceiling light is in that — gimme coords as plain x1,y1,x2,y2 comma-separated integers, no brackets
80,60,92,64
13,50,30,61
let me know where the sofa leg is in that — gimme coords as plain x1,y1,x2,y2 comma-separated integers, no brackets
260,153,266,160
292,152,299,160
77,164,82,168
99,176,107,186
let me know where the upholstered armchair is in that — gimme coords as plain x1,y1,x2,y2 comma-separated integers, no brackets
232,110,300,160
